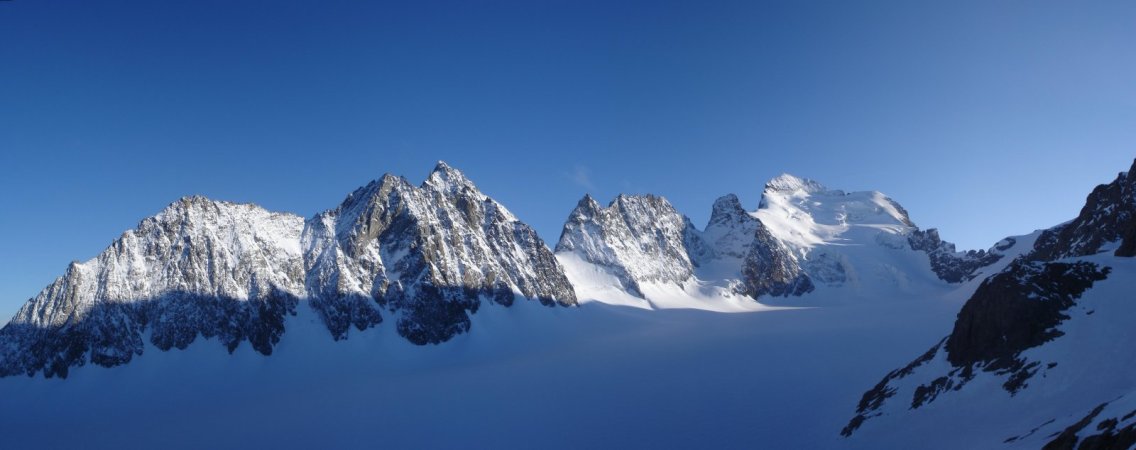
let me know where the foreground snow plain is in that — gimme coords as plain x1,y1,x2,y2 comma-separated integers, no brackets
0,266,988,449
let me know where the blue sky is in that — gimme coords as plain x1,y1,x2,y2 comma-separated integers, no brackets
1,0,1134,320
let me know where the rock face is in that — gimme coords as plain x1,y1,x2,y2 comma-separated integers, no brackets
908,228,1004,283
944,260,1109,370
738,222,814,298
1033,162,1136,261
702,194,760,260
0,162,575,377
843,159,1136,438
305,162,576,344
702,193,813,297
0,197,306,378
1042,400,1136,450
555,194,707,297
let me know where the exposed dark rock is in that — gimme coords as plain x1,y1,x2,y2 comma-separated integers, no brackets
702,194,760,260
739,222,814,298
843,159,1136,438
842,339,945,437
308,162,577,345
1044,403,1109,450
908,228,1003,283
1033,160,1136,261
1052,406,1136,450
945,261,1110,369
0,290,298,379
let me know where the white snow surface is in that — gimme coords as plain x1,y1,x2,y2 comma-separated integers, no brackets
557,173,961,310
754,174,913,251
0,277,971,449
9,197,306,329
848,251,1136,449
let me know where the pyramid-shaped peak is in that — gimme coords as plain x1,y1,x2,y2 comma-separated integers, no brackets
712,193,743,210
424,160,477,193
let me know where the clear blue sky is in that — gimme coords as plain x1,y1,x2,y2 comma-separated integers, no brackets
1,1,1134,321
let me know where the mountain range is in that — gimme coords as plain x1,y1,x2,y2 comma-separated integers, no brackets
2,159,1134,449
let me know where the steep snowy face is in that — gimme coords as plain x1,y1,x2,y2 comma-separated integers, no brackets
751,173,1006,291
306,162,576,344
755,173,914,249
555,194,707,298
745,174,924,294
843,160,1136,448
702,194,760,260
0,197,306,377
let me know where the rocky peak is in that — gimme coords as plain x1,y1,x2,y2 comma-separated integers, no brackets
707,194,749,227
556,194,705,297
306,163,576,344
0,197,306,378
1,162,577,378
703,194,760,260
1033,159,1136,260
764,173,835,196
572,194,603,217
908,228,1003,283
423,160,478,197
843,160,1136,438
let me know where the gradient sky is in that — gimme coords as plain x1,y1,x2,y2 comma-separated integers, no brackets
1,0,1134,321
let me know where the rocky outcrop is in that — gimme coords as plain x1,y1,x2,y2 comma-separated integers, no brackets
908,228,1004,283
1033,161,1136,261
0,197,306,378
555,194,707,297
306,162,576,344
739,222,814,298
702,194,760,260
843,159,1136,438
945,260,1109,370
0,162,577,377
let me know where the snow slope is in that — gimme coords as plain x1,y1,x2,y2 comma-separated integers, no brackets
0,286,964,449
845,253,1136,449
555,173,1001,312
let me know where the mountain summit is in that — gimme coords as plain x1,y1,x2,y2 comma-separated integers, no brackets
0,162,573,377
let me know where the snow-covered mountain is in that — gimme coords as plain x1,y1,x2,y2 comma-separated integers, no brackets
554,194,709,298
0,162,573,377
554,173,1007,311
842,159,1136,448
303,162,575,345
0,197,306,378
4,158,1136,450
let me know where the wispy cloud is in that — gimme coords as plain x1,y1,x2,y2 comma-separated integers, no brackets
569,165,597,192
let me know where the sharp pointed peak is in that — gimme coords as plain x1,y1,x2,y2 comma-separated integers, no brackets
424,160,477,193
432,160,456,173
574,194,602,212
713,193,742,207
